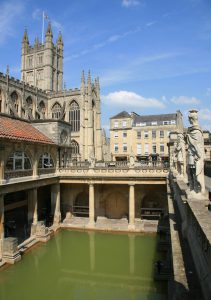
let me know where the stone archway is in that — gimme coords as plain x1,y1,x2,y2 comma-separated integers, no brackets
73,192,89,217
105,192,128,219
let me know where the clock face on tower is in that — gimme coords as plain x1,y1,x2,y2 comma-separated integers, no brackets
60,130,68,144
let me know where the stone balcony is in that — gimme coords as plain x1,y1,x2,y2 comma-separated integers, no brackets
1,161,169,188
58,161,169,182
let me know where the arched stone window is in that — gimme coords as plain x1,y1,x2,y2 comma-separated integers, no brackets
38,153,54,168
52,102,61,119
70,140,80,155
11,91,19,113
69,101,80,132
38,101,46,118
26,96,33,115
6,151,32,170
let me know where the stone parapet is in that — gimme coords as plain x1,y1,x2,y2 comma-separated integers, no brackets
169,173,211,300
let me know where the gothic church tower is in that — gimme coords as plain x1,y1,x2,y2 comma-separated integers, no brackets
21,23,63,92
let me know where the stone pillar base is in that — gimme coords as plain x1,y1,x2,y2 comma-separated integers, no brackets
3,252,21,264
128,224,135,231
3,237,21,264
35,221,51,243
36,234,51,243
86,222,95,229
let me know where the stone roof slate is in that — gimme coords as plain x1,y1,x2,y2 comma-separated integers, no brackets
110,111,131,119
0,114,55,145
133,113,177,123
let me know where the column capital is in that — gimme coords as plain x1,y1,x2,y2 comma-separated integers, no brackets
128,183,135,186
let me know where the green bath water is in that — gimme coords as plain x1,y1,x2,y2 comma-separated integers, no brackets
0,230,167,300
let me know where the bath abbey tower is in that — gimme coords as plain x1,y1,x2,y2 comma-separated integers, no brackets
0,23,103,161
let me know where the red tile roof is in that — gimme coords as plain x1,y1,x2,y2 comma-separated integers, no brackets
0,115,55,145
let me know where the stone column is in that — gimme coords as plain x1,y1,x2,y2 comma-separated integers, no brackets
51,184,61,227
88,183,95,226
0,145,5,183
128,184,135,230
0,195,4,260
32,149,38,178
28,188,38,236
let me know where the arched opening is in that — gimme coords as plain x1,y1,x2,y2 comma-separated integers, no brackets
38,153,54,168
70,140,80,156
69,101,80,132
140,186,167,220
52,102,62,119
105,192,128,219
10,91,19,113
26,96,33,117
5,151,32,179
73,192,89,217
6,151,32,170
38,101,46,118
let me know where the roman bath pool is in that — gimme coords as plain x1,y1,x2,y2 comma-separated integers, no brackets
0,230,167,300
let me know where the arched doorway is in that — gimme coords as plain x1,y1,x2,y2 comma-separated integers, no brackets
105,192,128,219
73,192,89,217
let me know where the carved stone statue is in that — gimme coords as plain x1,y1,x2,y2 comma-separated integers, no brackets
172,144,178,170
89,150,95,168
187,109,205,196
129,150,135,167
175,132,186,178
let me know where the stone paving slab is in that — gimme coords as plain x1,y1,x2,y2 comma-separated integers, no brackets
61,217,157,233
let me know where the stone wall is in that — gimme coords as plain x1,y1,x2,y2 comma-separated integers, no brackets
169,173,211,300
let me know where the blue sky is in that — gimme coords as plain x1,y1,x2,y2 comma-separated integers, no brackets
0,0,211,132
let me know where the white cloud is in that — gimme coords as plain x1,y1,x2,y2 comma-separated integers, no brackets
100,52,184,87
102,91,165,109
0,0,24,44
65,26,143,61
122,0,140,7
199,109,211,121
171,96,200,105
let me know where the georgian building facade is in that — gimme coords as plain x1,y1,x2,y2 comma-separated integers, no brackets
110,110,184,161
0,23,103,162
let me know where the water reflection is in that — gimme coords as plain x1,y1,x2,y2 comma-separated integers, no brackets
0,230,166,300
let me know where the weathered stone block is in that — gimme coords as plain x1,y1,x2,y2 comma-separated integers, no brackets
36,221,50,242
3,237,21,264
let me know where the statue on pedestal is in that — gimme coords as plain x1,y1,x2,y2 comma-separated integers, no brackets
89,150,95,168
187,109,205,196
129,150,135,167
175,132,186,179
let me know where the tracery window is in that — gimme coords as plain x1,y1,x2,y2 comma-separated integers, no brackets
52,102,61,119
6,151,32,170
70,140,79,155
11,91,19,113
69,101,80,132
38,153,54,168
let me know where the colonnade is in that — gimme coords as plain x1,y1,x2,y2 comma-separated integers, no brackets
87,183,136,228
